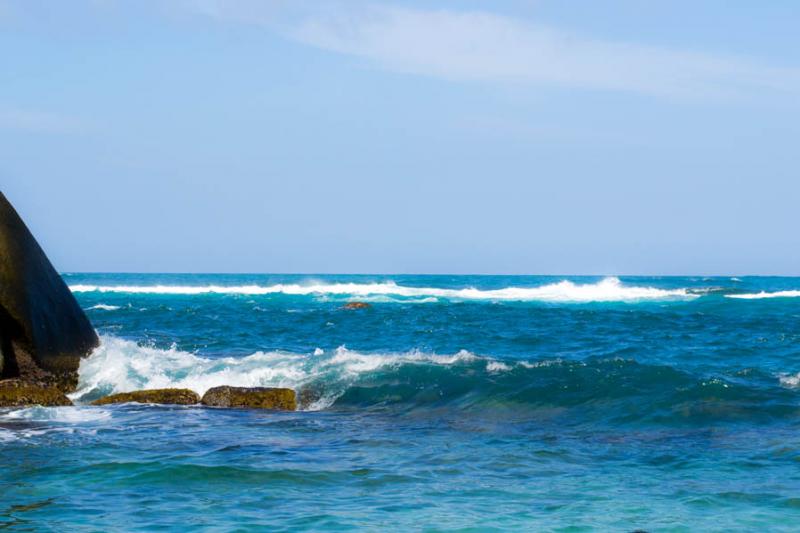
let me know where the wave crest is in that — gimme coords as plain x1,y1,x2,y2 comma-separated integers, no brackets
71,336,481,410
69,336,795,422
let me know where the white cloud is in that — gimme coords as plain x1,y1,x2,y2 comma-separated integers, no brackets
191,2,800,100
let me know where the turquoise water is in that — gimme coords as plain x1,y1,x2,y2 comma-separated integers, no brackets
3,274,800,531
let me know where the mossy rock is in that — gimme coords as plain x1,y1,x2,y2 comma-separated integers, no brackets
0,379,73,407
201,386,297,410
91,388,200,406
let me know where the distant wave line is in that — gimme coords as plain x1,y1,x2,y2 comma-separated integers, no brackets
725,290,800,300
68,277,694,303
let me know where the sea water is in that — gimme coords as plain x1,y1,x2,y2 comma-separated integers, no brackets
2,274,800,531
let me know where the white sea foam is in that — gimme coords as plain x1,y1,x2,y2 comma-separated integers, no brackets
0,428,17,442
85,304,122,311
486,361,511,373
71,336,483,410
69,277,693,303
779,372,800,388
726,291,800,300
2,406,112,423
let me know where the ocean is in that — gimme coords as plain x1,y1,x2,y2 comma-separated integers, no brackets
2,274,800,531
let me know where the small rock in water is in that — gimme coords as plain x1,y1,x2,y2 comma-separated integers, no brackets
201,386,296,410
342,302,371,310
0,379,73,407
91,388,200,406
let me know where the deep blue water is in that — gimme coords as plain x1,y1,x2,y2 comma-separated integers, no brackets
3,274,800,531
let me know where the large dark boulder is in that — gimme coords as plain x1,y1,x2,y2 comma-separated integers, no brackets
0,192,98,392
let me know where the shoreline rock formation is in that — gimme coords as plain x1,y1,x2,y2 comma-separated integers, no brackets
0,192,300,412
0,191,99,402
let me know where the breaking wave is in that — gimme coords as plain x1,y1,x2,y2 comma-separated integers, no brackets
70,336,796,420
69,277,694,303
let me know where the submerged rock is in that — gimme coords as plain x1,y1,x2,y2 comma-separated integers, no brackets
0,192,99,392
91,388,200,406
297,387,323,410
342,302,371,310
201,386,297,410
0,379,73,407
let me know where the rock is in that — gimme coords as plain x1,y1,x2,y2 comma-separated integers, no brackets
342,302,371,310
0,379,73,407
0,192,99,392
297,387,323,410
91,388,200,406
201,386,297,410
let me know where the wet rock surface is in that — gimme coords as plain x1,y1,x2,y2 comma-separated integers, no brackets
91,388,200,406
201,386,297,410
0,379,73,407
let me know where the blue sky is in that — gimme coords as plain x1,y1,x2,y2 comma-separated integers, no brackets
1,1,799,274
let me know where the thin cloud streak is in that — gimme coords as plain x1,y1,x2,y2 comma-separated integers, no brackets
192,1,800,100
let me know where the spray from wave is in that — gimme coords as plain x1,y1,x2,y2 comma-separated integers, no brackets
69,277,694,303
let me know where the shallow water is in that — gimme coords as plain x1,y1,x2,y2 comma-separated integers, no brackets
3,274,800,530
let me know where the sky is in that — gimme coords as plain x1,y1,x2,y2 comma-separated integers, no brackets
1,0,799,275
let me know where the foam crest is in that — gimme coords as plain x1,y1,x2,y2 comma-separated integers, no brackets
69,277,693,303
779,373,800,388
85,304,122,311
71,336,483,410
726,290,800,300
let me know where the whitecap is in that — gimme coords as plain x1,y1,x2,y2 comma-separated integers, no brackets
726,291,800,300
486,361,511,373
85,304,121,311
779,372,800,388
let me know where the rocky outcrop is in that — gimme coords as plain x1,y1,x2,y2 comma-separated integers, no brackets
0,192,99,392
91,388,200,406
0,379,73,407
342,302,371,310
201,386,297,410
